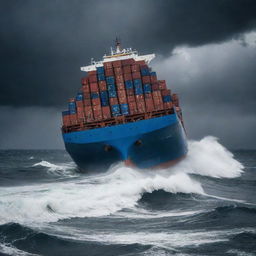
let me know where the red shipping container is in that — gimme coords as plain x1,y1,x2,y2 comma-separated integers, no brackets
158,80,167,90
69,114,78,125
135,94,144,102
172,93,178,100
137,101,146,113
83,92,90,100
92,98,101,106
161,89,171,96
102,106,111,119
88,70,97,76
98,80,107,91
127,95,135,103
128,102,137,115
103,62,112,69
164,102,173,110
112,60,122,68
84,106,94,122
142,76,151,84
93,105,102,120
144,93,153,100
114,67,123,76
82,84,90,93
84,99,91,106
118,90,127,104
116,75,124,84
81,77,89,85
136,60,146,65
76,100,84,108
62,115,70,126
109,97,119,105
105,68,114,76
116,81,125,90
150,75,157,83
77,108,85,120
123,73,132,81
173,99,179,107
131,64,140,73
145,98,155,112
132,72,141,79
89,75,97,83
122,58,135,66
90,82,99,92
151,82,159,91
123,65,131,74
126,89,134,96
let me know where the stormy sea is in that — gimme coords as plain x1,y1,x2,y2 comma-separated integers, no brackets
0,136,255,256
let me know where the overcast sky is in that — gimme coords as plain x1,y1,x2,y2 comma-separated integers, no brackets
0,0,256,149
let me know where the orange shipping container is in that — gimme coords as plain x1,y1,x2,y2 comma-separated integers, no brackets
145,98,155,112
82,84,90,93
69,114,78,125
158,80,167,90
62,115,70,126
112,60,122,68
137,101,146,113
84,99,91,106
92,98,101,106
128,101,137,115
123,65,131,74
109,97,119,105
127,95,135,103
99,81,107,91
88,70,97,76
105,68,114,76
76,100,83,108
142,76,151,84
116,74,124,84
116,81,125,90
103,62,112,69
123,73,132,81
131,64,140,73
89,75,97,83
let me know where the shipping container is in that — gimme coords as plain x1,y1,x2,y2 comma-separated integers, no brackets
106,76,115,85
103,62,112,69
112,60,122,68
143,83,152,94
89,74,97,83
151,82,159,91
124,73,132,81
136,60,146,65
131,64,140,73
93,105,103,120
126,88,134,96
142,76,151,84
81,77,89,85
107,83,116,91
132,72,141,79
128,101,137,115
111,104,121,116
121,58,135,66
102,106,111,119
158,80,167,90
92,98,101,106
83,92,91,99
84,106,94,122
82,84,90,93
105,68,114,77
161,89,171,96
108,90,117,98
88,70,97,76
125,80,133,89
120,103,129,115
114,67,123,76
140,65,150,76
109,97,119,105
164,102,173,110
163,95,172,102
69,113,78,125
97,73,105,81
115,74,124,84
83,99,91,106
145,98,155,112
68,101,76,114
123,65,131,74
117,90,127,104
91,92,100,99
98,80,107,91
89,82,99,92
76,93,83,101
127,95,135,103
116,81,125,90
96,66,105,74
76,99,84,108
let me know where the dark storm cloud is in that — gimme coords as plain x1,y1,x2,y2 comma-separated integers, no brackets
0,0,256,107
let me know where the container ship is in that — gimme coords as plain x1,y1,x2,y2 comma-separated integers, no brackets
61,40,188,172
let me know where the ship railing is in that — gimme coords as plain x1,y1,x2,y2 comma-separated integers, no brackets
62,108,174,134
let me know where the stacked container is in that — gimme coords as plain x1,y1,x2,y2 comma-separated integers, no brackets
62,58,175,128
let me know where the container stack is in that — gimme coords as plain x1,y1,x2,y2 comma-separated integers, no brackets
62,58,174,128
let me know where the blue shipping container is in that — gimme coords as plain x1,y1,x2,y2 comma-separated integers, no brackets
111,104,121,116
106,76,115,84
107,84,116,91
108,90,117,98
150,71,157,76
143,83,152,93
133,79,142,87
101,100,109,107
120,104,129,115
68,102,76,114
98,73,105,81
97,66,105,74
141,68,150,76
91,92,100,99
62,110,70,116
125,80,133,89
163,95,172,102
76,94,83,101
100,91,108,99
135,87,143,95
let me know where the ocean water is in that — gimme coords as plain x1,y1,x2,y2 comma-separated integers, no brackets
0,136,255,256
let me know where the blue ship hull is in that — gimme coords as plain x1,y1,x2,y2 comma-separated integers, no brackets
62,113,188,172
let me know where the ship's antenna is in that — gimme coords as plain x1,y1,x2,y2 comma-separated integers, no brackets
115,37,121,53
